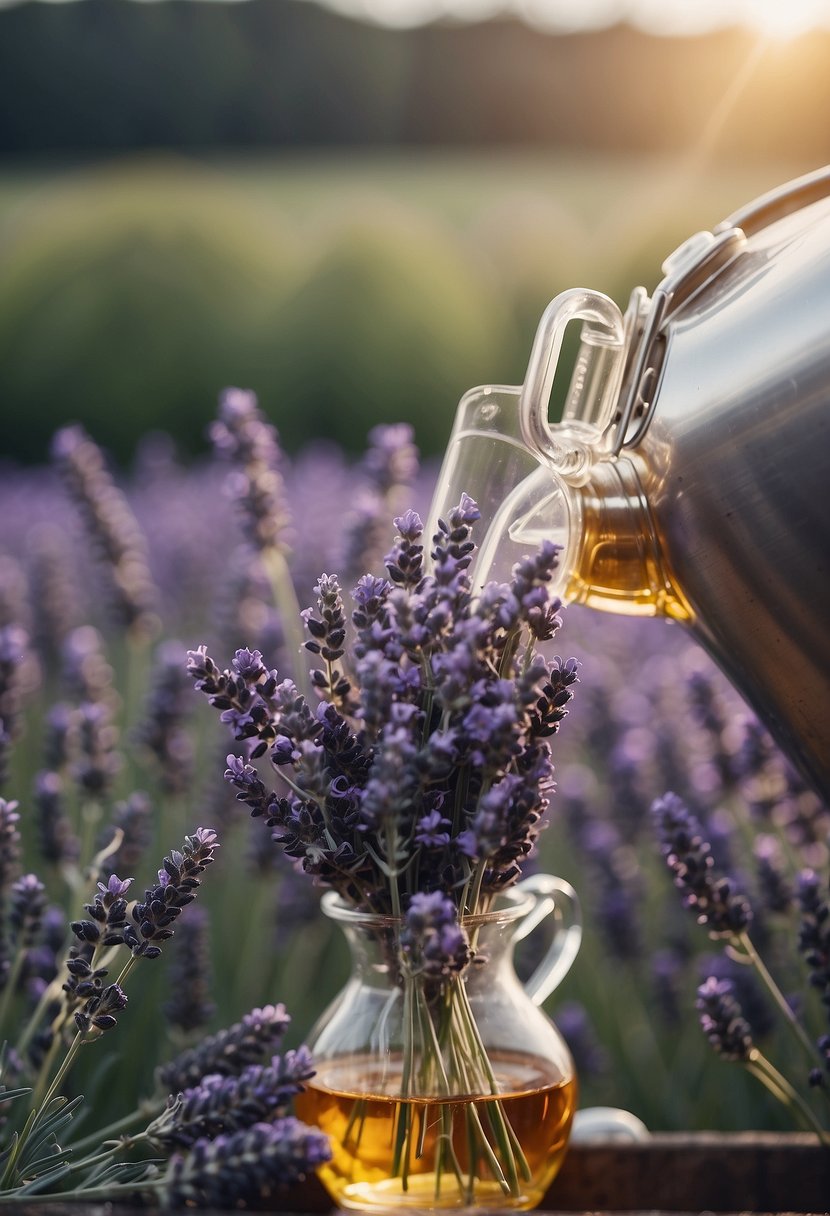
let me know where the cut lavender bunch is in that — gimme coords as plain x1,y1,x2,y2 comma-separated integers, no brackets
189,498,580,1206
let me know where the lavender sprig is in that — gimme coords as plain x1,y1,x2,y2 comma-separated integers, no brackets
123,828,219,961
51,425,158,639
696,976,830,1142
159,1118,331,1208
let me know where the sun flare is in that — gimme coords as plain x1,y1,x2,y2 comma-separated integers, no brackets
744,0,830,40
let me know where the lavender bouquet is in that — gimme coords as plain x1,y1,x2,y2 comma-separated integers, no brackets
189,495,580,1207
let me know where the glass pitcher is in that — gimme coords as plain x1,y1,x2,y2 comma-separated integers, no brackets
294,874,581,1211
427,166,830,801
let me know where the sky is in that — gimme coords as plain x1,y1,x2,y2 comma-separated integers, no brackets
2,0,830,35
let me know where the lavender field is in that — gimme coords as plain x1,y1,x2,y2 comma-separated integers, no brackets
1,386,827,1154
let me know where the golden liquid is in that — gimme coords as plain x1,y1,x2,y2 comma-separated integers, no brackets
295,1052,577,1211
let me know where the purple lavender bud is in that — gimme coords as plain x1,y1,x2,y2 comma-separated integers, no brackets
0,625,28,788
34,770,80,867
652,791,753,938
303,574,352,708
9,874,47,948
51,425,159,638
209,388,292,556
133,640,195,796
796,869,830,1012
71,872,133,948
0,797,22,893
25,523,80,663
74,981,128,1037
163,905,216,1036
753,834,793,915
60,625,115,705
696,976,755,1061
72,699,121,797
96,790,153,880
401,892,472,981
156,1004,291,1093
149,1046,316,1147
414,808,451,849
556,1001,608,1078
161,1117,331,1208
123,828,219,960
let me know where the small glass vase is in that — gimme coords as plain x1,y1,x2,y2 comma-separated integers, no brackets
295,874,581,1211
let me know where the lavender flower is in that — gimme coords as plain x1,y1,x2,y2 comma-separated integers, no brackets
51,424,158,638
133,640,195,795
302,574,352,709
401,892,472,981
148,1047,315,1147
70,874,133,949
796,869,830,1015
9,874,47,949
556,1001,608,1078
0,625,28,789
209,387,292,555
123,829,219,960
652,791,753,938
156,1004,291,1093
96,791,153,881
696,976,755,1061
33,771,80,867
74,981,128,1037
72,699,121,797
162,905,216,1036
160,1118,331,1208
753,834,793,916
340,423,419,581
0,798,22,989
25,523,80,663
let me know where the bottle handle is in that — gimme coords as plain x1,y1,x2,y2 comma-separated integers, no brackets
512,874,582,1006
519,288,626,482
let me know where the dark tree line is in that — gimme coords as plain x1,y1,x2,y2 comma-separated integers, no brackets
2,0,830,160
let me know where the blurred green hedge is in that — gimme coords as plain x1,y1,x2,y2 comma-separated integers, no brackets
0,157,697,467
0,161,526,464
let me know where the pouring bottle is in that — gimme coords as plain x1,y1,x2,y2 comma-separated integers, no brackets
427,166,830,802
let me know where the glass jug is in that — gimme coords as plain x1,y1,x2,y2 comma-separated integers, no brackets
294,874,581,1211
428,166,830,801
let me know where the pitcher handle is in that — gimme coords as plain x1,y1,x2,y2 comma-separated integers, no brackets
512,874,582,1006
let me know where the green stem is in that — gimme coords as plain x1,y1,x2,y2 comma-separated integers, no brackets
262,547,311,699
0,948,26,1042
746,1049,830,1145
68,1103,159,1157
32,1033,84,1128
737,932,820,1071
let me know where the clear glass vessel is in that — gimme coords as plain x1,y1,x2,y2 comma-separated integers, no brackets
295,875,581,1211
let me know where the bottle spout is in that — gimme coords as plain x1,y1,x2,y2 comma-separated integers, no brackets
426,289,628,589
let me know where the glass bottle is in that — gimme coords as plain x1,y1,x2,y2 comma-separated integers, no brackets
295,874,581,1211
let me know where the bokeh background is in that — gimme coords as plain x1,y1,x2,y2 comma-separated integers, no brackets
2,0,830,1144
2,0,830,465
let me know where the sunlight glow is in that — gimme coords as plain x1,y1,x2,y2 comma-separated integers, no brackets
2,0,830,34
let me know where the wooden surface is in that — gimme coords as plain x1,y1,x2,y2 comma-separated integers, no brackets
11,1133,830,1214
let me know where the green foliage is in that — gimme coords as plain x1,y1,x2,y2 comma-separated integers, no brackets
0,162,304,464
254,201,516,455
